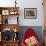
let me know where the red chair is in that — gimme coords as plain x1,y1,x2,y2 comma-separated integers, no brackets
21,28,41,46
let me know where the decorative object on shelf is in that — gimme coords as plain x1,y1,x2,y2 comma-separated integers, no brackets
1,28,13,41
5,18,8,24
13,28,18,40
24,8,37,19
13,32,18,41
9,10,18,15
14,28,17,32
15,0,17,7
2,10,9,15
2,16,8,24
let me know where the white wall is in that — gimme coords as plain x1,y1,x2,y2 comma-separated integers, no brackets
0,0,44,26
18,0,44,26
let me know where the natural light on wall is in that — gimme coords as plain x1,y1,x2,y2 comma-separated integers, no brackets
0,0,15,7
0,0,23,7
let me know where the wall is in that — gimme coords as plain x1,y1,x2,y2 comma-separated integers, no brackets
18,0,44,26
0,0,44,26
18,26,44,44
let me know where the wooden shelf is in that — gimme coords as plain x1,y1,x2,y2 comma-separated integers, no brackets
0,40,19,46
0,7,19,15
0,24,20,32
2,40,19,42
0,7,19,24
0,7,19,10
0,7,20,46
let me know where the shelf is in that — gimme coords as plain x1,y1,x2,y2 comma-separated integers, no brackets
0,7,19,10
0,7,19,24
1,40,19,46
0,7,19,16
0,7,20,46
0,24,20,32
2,40,19,43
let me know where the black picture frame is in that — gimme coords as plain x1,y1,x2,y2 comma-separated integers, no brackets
24,8,37,19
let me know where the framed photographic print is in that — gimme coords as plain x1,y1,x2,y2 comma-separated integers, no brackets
24,8,37,19
2,10,9,15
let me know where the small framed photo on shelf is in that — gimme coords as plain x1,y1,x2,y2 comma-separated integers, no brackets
24,8,37,19
2,10,9,15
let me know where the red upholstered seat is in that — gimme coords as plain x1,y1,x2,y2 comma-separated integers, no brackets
21,28,41,46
